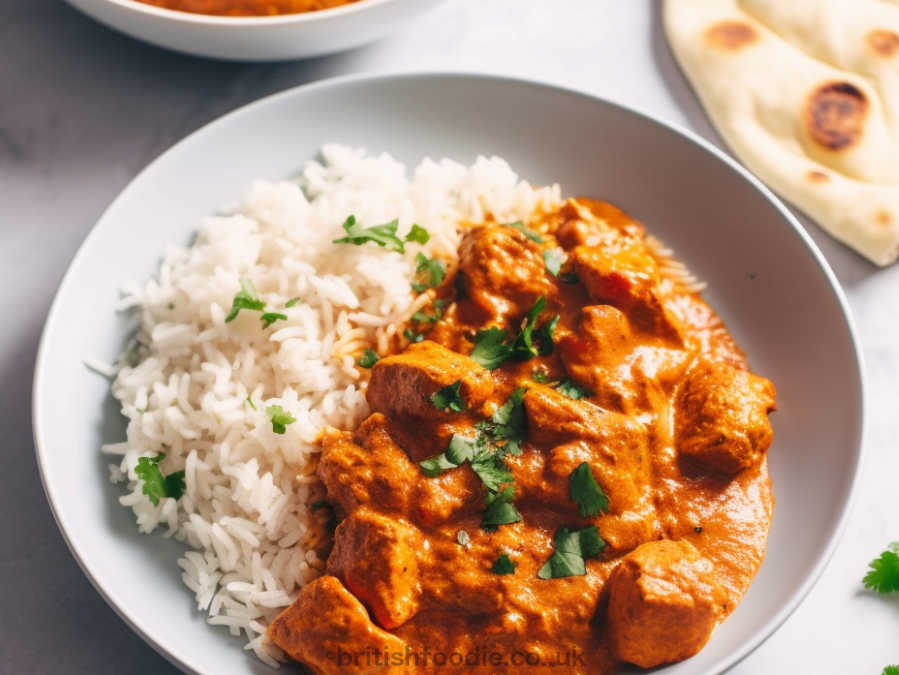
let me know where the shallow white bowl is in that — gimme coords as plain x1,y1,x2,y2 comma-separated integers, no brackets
33,73,864,674
63,0,445,61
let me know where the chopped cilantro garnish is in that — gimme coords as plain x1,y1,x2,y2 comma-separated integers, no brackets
569,462,610,517
266,405,296,434
471,451,514,492
261,311,288,328
430,381,466,412
135,453,185,506
225,278,266,323
285,297,302,308
482,485,522,530
358,349,379,368
537,526,606,579
412,253,446,292
412,310,440,324
470,327,513,369
534,314,560,356
405,224,430,244
532,369,549,383
419,452,459,477
490,553,517,575
863,543,899,593
543,249,565,276
477,387,527,443
445,434,479,465
403,328,425,343
332,215,407,253
560,272,580,284
245,396,257,410
507,220,543,243
556,379,589,400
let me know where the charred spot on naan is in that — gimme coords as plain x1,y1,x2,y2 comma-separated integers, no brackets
704,20,759,51
867,29,899,58
806,170,829,184
876,210,893,227
804,82,868,152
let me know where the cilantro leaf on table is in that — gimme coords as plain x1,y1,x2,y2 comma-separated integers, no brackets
430,381,466,412
490,553,517,575
569,462,609,518
266,405,296,434
135,453,185,506
538,526,606,579
883,667,899,675
225,278,266,323
332,215,406,253
863,543,899,594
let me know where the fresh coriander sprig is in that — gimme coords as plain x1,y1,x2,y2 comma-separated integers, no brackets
864,543,899,593
569,462,609,518
135,453,185,506
266,405,296,434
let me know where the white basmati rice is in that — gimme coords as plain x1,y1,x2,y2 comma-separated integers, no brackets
106,144,560,666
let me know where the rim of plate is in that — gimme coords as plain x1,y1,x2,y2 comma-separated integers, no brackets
31,70,867,675
97,0,409,26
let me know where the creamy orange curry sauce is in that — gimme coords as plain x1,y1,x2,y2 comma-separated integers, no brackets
134,0,360,17
269,199,776,673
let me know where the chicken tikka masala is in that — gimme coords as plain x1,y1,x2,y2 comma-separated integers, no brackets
268,198,776,673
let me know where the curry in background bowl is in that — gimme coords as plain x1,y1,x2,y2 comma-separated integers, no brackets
133,0,362,16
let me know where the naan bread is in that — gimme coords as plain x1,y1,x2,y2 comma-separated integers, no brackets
664,0,899,266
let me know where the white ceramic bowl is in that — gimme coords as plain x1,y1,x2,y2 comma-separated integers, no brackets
33,73,864,674
62,0,446,61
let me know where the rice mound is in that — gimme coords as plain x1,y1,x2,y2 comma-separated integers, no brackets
102,144,561,665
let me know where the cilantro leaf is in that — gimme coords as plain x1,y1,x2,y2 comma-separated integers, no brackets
507,220,543,243
430,381,466,412
225,278,265,323
245,396,257,410
482,485,522,530
490,553,517,575
333,215,406,253
403,328,424,343
261,311,287,328
405,224,430,244
285,297,302,308
419,453,458,477
445,434,480,465
569,462,610,517
510,297,551,361
532,369,549,383
358,349,379,368
863,543,899,593
135,453,185,506
534,314,560,356
471,450,514,492
883,667,899,675
412,310,441,324
543,249,565,276
266,405,296,434
480,387,527,442
470,327,513,369
556,379,589,400
412,253,446,292
538,526,606,579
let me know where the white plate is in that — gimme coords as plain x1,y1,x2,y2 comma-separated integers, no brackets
63,0,445,61
32,73,865,674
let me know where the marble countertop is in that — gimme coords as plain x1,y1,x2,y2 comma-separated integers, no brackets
3,0,897,672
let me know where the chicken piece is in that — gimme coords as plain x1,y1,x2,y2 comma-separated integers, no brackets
523,385,647,449
559,305,691,413
607,540,726,668
327,508,423,629
572,241,683,341
318,415,417,515
458,224,553,320
268,575,407,674
676,359,776,474
367,340,493,422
